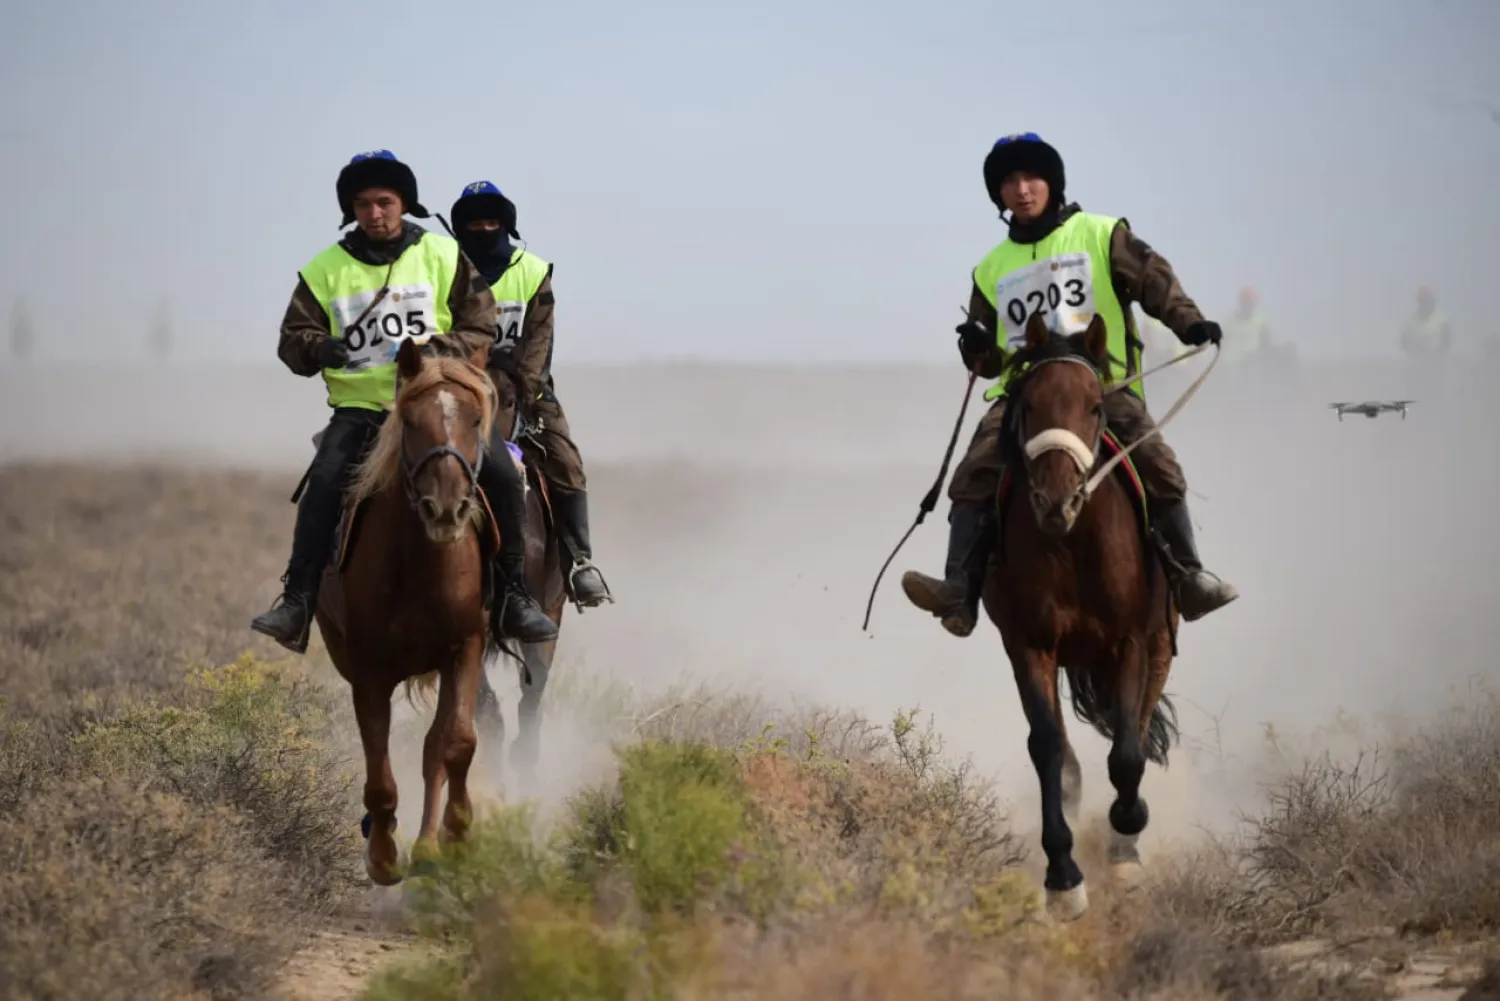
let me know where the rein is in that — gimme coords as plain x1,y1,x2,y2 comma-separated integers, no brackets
1083,343,1217,497
1018,343,1216,508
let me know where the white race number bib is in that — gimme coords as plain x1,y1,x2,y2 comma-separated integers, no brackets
993,252,1095,346
330,283,439,371
495,300,525,349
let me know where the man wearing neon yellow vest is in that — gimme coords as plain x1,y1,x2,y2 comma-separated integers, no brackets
448,181,612,609
251,150,560,654
902,132,1238,637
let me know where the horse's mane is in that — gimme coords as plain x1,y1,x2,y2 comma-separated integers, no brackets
349,349,497,504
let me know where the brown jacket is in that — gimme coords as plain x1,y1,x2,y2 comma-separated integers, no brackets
277,223,497,377
963,213,1206,380
508,269,557,403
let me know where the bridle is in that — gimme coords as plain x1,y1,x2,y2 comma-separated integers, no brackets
1014,339,1220,509
1015,355,1109,514
397,384,487,512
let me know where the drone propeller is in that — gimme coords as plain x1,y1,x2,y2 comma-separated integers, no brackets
1328,402,1350,409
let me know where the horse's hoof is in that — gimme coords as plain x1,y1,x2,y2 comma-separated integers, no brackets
1045,882,1089,923
1111,860,1145,891
365,845,405,886
1109,831,1144,890
408,836,441,879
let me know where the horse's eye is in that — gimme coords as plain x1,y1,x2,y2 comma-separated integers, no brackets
472,415,482,428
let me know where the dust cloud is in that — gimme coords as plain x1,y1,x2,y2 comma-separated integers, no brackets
2,352,1497,847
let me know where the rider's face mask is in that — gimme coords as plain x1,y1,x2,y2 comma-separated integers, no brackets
462,220,510,259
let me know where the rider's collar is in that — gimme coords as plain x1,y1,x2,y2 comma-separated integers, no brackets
1007,201,1080,245
340,221,425,266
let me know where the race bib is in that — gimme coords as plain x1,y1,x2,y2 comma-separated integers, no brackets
329,283,440,371
495,300,525,349
993,252,1095,346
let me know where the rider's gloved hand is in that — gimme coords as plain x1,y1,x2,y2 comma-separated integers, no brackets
1182,321,1222,347
956,320,993,366
316,337,351,369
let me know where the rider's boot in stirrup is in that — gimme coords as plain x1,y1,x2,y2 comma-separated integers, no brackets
552,487,613,608
251,487,340,655
1153,496,1239,621
900,503,995,637
478,442,559,644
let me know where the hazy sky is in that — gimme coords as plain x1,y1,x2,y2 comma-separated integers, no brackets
3,0,1497,365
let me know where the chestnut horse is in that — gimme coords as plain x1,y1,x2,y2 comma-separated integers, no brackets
473,354,568,793
314,336,498,884
986,312,1180,922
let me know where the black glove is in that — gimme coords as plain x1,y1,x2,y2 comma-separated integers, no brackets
316,337,351,369
956,320,994,363
487,340,517,372
1183,320,1222,347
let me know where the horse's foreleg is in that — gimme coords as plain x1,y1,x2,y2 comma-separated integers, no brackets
353,680,402,886
1052,670,1083,823
441,635,486,847
1011,645,1087,922
513,636,556,794
1106,637,1151,884
412,668,457,873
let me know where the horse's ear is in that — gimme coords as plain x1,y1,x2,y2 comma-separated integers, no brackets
396,337,423,380
1024,310,1050,348
467,340,490,372
1083,313,1108,362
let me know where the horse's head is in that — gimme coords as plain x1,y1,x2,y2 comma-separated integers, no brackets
380,337,497,544
1005,312,1111,537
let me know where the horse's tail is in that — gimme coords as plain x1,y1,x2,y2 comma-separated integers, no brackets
403,671,440,712
1063,667,1180,768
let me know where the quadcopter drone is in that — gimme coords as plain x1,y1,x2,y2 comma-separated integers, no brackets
1328,400,1416,421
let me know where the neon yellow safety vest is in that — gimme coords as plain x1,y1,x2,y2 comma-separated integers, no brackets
300,232,460,411
1223,310,1269,366
972,211,1139,402
1400,310,1448,349
488,248,551,352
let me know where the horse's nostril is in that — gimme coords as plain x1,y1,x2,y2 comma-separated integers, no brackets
455,499,473,521
418,497,440,522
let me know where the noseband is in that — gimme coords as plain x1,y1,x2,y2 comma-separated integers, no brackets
1016,354,1106,498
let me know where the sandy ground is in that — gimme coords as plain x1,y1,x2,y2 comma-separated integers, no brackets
3,351,1496,999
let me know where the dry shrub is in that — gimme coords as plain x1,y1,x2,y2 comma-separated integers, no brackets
0,778,310,1001
0,465,363,999
0,462,298,709
1200,686,1500,942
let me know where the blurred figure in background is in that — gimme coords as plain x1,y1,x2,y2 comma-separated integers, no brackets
1399,285,1452,404
1399,286,1452,358
1223,286,1270,371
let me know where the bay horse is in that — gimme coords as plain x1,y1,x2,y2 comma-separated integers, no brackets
986,311,1180,923
472,351,568,793
313,336,498,884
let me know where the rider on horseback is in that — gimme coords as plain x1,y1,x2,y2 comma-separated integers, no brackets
250,150,559,655
902,132,1239,637
448,181,613,609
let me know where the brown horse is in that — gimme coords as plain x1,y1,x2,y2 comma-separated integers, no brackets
473,356,569,793
314,336,498,884
985,311,1180,922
